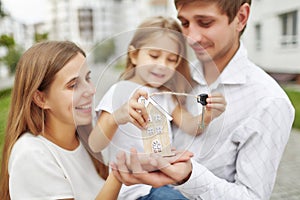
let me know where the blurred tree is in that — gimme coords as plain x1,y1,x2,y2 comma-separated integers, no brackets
34,32,49,42
93,38,115,63
0,0,7,18
0,34,15,48
0,34,23,74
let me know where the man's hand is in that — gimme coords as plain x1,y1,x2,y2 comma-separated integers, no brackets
111,148,193,188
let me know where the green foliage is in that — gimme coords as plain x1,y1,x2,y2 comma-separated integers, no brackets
0,34,23,74
0,89,11,155
0,1,7,18
2,46,23,74
34,32,49,43
284,88,300,130
93,39,115,63
113,59,126,71
0,34,15,48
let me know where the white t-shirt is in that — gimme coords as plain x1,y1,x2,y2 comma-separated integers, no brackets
96,80,176,200
8,133,105,200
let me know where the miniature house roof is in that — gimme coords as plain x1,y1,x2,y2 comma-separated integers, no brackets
139,97,173,121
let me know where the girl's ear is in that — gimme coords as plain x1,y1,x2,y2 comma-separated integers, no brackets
128,45,138,65
32,90,50,109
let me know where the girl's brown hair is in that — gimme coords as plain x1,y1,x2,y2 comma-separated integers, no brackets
120,16,193,102
0,41,108,200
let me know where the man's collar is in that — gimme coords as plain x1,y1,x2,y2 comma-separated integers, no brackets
191,41,248,86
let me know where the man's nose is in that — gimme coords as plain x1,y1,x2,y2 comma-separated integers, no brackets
184,25,203,46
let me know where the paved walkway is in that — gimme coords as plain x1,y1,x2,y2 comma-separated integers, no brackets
271,129,300,200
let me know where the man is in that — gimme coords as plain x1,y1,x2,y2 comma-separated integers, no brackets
112,1,295,199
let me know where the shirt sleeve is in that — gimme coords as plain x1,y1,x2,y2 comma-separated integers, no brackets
176,97,295,200
9,145,73,200
95,84,117,114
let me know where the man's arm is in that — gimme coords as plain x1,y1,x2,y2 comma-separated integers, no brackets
176,97,294,199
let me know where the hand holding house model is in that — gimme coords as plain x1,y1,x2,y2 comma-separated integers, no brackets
139,97,175,157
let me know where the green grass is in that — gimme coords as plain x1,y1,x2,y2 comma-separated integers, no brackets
284,88,300,129
0,88,11,157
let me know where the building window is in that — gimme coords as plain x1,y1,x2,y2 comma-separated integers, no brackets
147,127,155,136
280,10,298,47
78,8,94,41
156,126,163,134
153,114,162,121
255,23,262,50
152,139,162,153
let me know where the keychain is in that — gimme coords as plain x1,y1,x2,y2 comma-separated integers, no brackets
197,94,208,130
150,92,209,130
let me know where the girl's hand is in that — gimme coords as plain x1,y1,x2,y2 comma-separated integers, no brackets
113,89,149,129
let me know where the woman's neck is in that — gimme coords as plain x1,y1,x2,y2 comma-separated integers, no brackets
43,122,79,150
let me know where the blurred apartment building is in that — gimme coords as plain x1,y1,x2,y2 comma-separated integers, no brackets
243,0,300,83
1,0,176,51
47,0,176,51
1,0,299,83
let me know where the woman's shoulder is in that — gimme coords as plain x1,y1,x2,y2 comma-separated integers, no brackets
9,133,53,166
14,132,43,150
12,133,47,151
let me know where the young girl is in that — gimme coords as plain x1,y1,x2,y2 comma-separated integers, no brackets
88,16,226,199
0,41,122,200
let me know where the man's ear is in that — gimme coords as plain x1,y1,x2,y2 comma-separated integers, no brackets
236,3,250,32
128,45,137,65
32,90,50,109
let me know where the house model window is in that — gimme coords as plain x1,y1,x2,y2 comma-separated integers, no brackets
140,97,175,157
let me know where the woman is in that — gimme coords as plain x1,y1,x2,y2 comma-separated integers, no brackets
0,41,121,200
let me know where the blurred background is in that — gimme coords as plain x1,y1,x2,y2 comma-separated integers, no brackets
0,0,299,199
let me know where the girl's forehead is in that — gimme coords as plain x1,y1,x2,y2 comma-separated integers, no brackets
141,34,180,54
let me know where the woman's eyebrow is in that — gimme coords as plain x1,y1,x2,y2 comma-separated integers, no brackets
65,76,78,85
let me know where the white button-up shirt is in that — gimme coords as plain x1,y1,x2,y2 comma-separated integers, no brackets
173,42,295,200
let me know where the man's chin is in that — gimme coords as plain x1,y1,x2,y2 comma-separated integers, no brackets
196,53,213,63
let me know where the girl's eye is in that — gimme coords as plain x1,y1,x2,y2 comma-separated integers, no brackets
168,59,177,63
168,55,178,63
150,54,159,59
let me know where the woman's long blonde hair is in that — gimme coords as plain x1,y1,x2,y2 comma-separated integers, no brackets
120,16,193,102
0,41,108,200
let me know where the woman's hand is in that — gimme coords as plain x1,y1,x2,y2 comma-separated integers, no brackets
111,148,193,188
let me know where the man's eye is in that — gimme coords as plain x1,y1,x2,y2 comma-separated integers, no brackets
198,20,213,27
180,21,189,27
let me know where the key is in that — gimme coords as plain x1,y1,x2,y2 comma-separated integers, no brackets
197,94,208,130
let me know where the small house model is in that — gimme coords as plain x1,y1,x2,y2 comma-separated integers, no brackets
140,97,175,157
